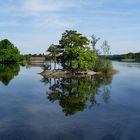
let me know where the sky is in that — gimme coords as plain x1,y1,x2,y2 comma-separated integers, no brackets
0,0,140,54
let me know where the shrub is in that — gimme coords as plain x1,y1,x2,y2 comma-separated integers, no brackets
93,57,113,73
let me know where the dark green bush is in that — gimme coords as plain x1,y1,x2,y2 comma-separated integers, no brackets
0,39,21,63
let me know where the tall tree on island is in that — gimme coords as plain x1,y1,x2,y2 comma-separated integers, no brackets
57,30,96,72
47,44,59,70
91,34,100,54
101,40,111,56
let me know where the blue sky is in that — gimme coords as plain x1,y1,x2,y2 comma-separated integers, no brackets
0,0,140,54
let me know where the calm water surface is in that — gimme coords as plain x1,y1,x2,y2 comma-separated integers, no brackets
0,62,140,140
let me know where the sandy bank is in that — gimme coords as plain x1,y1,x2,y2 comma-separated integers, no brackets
40,70,100,78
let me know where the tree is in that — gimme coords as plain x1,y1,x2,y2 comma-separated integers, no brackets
59,30,89,49
60,46,96,72
47,44,59,69
58,30,96,72
93,40,113,73
0,39,21,63
91,34,100,54
101,40,111,56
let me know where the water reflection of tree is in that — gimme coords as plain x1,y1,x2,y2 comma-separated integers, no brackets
0,64,20,85
42,75,113,116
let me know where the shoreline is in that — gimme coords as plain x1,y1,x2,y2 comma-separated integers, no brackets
40,69,118,78
40,70,100,78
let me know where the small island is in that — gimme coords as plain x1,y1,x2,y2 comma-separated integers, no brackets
40,30,113,78
0,30,114,78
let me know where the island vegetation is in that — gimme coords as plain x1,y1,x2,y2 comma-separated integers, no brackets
42,30,113,77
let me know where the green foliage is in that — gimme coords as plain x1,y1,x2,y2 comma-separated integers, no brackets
94,57,113,73
45,30,113,73
93,40,113,73
110,52,140,62
59,30,89,49
20,54,31,65
0,39,21,63
57,30,96,72
60,46,96,71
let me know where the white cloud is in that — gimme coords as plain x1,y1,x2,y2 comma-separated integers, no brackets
0,0,88,29
20,0,87,12
0,0,140,54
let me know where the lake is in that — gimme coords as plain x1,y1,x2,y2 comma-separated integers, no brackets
0,62,140,140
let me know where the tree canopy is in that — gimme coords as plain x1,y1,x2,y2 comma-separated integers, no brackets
0,39,21,63
59,46,96,71
59,30,89,49
47,30,96,72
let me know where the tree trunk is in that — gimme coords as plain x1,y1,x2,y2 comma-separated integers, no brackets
54,61,56,70
50,60,51,70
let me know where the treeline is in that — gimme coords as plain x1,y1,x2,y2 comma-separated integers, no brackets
110,52,140,62
25,53,45,57
0,39,21,63
0,39,46,64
